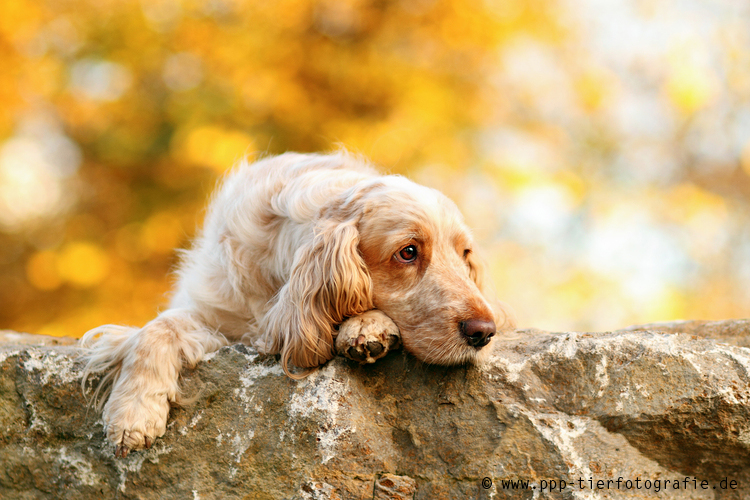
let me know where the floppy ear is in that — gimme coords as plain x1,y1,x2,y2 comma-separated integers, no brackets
259,220,373,378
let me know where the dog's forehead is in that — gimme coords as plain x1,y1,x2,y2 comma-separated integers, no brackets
357,175,469,239
369,175,452,209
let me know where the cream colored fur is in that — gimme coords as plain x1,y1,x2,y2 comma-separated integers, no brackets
80,151,514,456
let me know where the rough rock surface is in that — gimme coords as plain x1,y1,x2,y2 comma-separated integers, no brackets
1,320,750,499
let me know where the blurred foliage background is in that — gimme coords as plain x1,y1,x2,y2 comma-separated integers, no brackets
0,0,748,337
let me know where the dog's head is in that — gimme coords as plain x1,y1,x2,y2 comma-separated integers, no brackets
353,176,515,364
270,172,514,376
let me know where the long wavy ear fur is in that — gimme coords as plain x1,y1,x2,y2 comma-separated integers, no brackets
259,220,373,378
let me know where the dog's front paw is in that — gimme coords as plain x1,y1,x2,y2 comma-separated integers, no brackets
103,389,170,458
335,310,401,364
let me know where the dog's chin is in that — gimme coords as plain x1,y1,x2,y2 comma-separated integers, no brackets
402,333,495,366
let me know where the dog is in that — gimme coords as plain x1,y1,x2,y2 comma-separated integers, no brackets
80,151,514,457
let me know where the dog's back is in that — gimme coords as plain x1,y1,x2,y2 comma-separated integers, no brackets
170,151,379,341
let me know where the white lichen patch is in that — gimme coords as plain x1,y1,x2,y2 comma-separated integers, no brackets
22,348,81,385
214,427,256,463
488,353,528,383
230,429,255,463
180,410,203,435
26,399,50,434
56,446,101,486
0,348,21,365
288,364,351,464
115,443,173,493
289,366,347,418
548,333,582,359
189,410,203,427
234,362,283,413
299,481,338,500
233,387,255,410
595,355,609,397
239,362,284,387
524,410,594,500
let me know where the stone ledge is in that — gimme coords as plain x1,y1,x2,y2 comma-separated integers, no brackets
1,320,749,499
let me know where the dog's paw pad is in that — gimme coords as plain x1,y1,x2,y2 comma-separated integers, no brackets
367,341,384,357
346,345,369,362
335,311,401,364
343,336,389,363
387,334,401,350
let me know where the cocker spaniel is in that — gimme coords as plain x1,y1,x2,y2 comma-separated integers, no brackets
81,151,514,457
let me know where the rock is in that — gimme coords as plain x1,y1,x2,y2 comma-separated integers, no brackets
1,320,750,499
619,319,750,348
0,331,77,346
374,474,417,499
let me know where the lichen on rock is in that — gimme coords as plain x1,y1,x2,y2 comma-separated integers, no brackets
1,321,750,499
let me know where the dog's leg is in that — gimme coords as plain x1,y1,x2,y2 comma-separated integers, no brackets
334,310,401,364
84,310,224,457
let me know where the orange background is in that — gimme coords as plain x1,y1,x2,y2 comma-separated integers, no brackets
1,0,748,337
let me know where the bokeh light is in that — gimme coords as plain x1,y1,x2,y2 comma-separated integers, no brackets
0,0,748,338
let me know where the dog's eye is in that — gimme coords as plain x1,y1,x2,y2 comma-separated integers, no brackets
396,245,418,263
463,248,471,259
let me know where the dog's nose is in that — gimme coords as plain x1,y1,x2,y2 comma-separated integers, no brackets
460,319,496,348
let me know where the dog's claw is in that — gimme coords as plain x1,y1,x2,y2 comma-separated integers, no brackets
115,445,130,458
145,437,152,449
